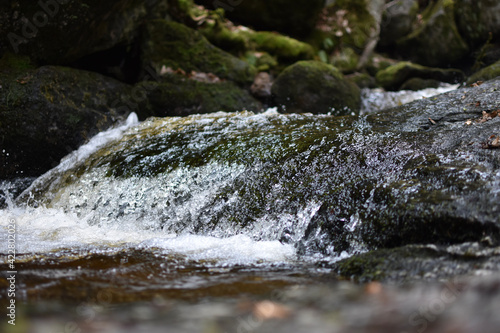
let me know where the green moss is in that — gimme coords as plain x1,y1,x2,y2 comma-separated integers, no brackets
143,20,256,85
466,59,500,85
375,61,464,90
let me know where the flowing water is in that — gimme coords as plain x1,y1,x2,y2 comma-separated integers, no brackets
3,85,500,332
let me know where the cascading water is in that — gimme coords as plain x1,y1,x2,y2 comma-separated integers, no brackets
7,83,494,306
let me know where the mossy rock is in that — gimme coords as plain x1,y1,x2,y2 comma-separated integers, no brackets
335,244,500,283
271,60,361,115
141,20,256,85
329,47,360,74
375,61,465,91
467,59,500,85
20,78,500,262
198,18,314,72
135,74,262,118
399,77,441,90
313,0,385,51
396,0,469,67
0,64,133,179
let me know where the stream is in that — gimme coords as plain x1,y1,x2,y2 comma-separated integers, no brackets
2,83,500,332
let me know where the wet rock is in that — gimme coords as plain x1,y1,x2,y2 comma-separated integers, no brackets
141,20,256,86
396,0,469,67
20,78,500,279
271,60,361,115
467,59,500,85
195,0,324,37
335,243,500,283
376,61,465,91
0,0,169,64
0,61,133,179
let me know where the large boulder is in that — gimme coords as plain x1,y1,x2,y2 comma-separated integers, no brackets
0,57,133,178
141,20,256,86
271,61,361,115
395,0,469,67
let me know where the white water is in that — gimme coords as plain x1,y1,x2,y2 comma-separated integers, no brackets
0,111,296,265
360,84,459,114
0,84,460,266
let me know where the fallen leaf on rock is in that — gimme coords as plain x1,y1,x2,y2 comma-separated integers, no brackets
252,300,291,320
478,110,500,123
481,135,500,149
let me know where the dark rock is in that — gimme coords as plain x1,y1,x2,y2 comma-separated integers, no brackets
395,0,469,67
0,0,169,64
399,77,441,90
271,60,361,115
379,0,419,47
19,78,500,282
455,0,500,49
136,74,262,118
376,61,465,91
0,62,133,179
141,19,256,86
335,243,500,283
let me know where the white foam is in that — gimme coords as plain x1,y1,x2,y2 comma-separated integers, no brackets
360,84,459,114
0,207,295,265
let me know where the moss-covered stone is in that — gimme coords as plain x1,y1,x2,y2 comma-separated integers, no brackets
315,0,384,51
335,244,500,283
141,20,256,85
271,60,361,115
466,59,500,85
135,74,261,118
18,77,500,271
329,47,360,73
375,61,465,91
197,16,314,73
396,0,469,67
0,64,133,178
